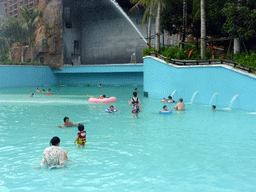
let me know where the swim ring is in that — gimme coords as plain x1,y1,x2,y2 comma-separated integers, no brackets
105,108,117,113
159,111,172,114
161,100,167,102
89,97,117,103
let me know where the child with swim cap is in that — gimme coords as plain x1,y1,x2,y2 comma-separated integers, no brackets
74,124,86,148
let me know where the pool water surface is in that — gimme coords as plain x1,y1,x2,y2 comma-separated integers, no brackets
0,85,256,192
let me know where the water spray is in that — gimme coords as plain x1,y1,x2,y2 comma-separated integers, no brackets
111,0,151,48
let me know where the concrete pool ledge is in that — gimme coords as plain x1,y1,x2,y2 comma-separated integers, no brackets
53,64,143,74
143,56,256,80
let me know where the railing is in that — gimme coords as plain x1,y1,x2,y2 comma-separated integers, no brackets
148,52,256,73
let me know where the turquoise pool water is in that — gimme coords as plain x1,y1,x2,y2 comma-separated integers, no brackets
0,85,256,192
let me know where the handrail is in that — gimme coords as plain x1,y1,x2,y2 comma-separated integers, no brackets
147,52,256,73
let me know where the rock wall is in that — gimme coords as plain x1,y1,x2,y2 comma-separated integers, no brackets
11,0,63,69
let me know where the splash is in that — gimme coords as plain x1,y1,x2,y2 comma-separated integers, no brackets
210,92,218,105
228,95,239,109
190,91,199,104
111,0,150,47
170,90,177,97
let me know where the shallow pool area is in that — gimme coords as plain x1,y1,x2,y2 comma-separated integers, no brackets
1,85,256,191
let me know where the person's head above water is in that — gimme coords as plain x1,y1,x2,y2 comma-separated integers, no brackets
168,96,172,99
163,105,167,110
110,105,114,109
78,124,84,132
102,95,106,98
212,105,216,110
133,92,137,97
50,136,60,146
179,98,183,102
64,117,69,123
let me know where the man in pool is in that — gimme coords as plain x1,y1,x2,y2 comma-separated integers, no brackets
87,94,106,99
175,98,185,110
59,117,78,128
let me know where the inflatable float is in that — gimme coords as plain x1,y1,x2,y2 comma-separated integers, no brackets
89,97,117,103
161,100,167,102
159,111,172,114
105,108,118,113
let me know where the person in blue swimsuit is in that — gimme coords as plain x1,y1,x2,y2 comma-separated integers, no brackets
128,92,142,119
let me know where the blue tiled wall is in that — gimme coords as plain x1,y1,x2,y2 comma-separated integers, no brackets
0,66,58,88
144,57,256,111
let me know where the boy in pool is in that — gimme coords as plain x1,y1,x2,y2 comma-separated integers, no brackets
59,117,77,128
168,96,175,103
74,124,86,148
159,105,172,113
109,105,120,113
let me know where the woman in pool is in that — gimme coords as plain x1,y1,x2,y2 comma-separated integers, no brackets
159,105,172,113
128,92,142,119
37,136,68,168
59,117,77,128
87,94,106,99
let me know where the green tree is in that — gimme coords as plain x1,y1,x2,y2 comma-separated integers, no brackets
0,16,27,61
20,7,43,62
222,0,256,53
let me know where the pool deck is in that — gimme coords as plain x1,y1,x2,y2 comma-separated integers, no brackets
53,64,143,74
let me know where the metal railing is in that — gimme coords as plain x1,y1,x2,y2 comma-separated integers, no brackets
148,52,256,73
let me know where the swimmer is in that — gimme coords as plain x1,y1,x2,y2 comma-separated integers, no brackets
162,97,168,102
134,88,140,93
175,98,185,110
159,105,172,113
212,105,217,111
36,136,68,169
29,93,34,98
74,124,86,148
168,96,175,103
36,88,40,93
128,92,142,119
109,105,120,113
59,117,77,128
42,89,45,94
99,84,102,87
46,89,53,95
87,94,106,99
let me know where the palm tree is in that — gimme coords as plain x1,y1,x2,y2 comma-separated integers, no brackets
20,7,43,62
0,16,27,61
130,0,164,50
200,0,206,59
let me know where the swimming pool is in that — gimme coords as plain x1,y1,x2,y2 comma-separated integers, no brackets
1,85,256,191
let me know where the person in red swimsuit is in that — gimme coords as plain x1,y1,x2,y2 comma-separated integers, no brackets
74,124,86,148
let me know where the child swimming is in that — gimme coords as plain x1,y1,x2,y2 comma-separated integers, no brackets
159,105,172,113
74,124,86,148
109,105,120,113
36,88,40,93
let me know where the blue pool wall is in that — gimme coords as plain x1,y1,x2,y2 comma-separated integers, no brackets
143,57,256,111
0,66,58,88
0,64,143,88
54,65,144,86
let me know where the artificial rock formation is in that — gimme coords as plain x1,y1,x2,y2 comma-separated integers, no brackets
11,0,63,68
